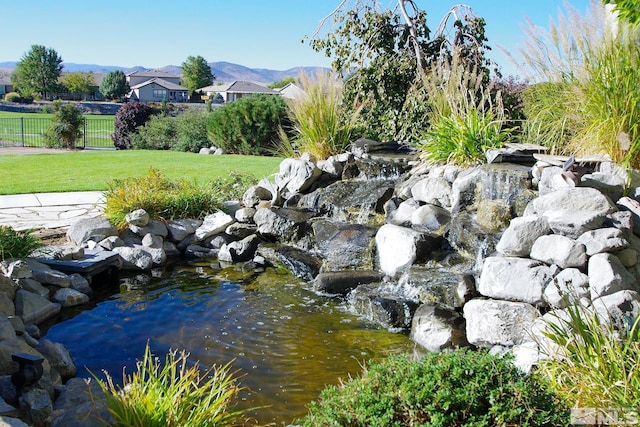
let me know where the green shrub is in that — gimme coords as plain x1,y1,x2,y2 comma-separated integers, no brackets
3,92,32,103
104,168,255,229
299,350,569,427
44,103,84,149
173,108,210,153
112,102,156,149
131,114,177,150
92,342,249,427
0,226,41,261
279,72,360,160
538,302,640,421
206,94,289,155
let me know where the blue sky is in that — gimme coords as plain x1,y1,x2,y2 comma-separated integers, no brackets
1,0,591,76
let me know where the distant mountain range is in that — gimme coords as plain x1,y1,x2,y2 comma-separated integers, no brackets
0,61,329,84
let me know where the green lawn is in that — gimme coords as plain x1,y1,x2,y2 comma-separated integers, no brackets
0,150,282,195
0,111,110,119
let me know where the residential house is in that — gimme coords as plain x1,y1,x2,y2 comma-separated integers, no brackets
126,70,188,103
277,82,305,100
197,80,278,103
0,76,13,97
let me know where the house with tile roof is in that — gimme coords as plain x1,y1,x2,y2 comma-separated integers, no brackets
197,80,278,103
125,70,188,102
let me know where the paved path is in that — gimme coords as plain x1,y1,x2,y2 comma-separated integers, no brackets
0,191,105,231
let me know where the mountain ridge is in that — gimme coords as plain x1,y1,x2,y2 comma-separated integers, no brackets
0,61,329,84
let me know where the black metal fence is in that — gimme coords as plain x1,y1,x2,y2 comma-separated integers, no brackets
0,117,114,148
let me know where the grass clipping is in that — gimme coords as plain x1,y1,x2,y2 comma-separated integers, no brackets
104,168,255,229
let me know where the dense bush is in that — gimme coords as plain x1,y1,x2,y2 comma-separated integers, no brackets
3,92,32,103
0,226,41,261
299,350,569,427
104,168,256,228
131,114,177,150
44,103,84,149
112,102,156,149
174,108,210,152
206,94,289,155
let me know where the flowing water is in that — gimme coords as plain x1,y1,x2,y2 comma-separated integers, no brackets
43,261,414,425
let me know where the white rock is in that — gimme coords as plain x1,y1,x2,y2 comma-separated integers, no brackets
410,304,467,352
577,227,629,256
463,299,538,347
411,176,452,209
194,211,235,241
588,252,638,299
530,234,587,269
496,215,550,257
125,209,150,226
543,268,589,308
478,257,551,305
375,224,439,277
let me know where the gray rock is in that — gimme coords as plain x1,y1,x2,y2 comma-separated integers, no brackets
256,244,321,280
97,236,124,250
225,223,257,239
410,304,468,352
496,215,550,257
544,209,607,238
463,299,539,347
218,235,261,263
410,204,451,234
475,199,511,232
317,156,344,177
537,166,575,195
526,187,616,217
275,157,322,196
124,209,149,227
530,234,587,269
141,233,163,249
0,276,18,301
129,219,168,238
166,218,202,242
510,341,546,373
16,279,48,298
14,290,61,325
242,185,274,208
194,212,235,241
23,259,71,287
616,197,640,236
581,172,626,203
235,208,256,223
183,245,218,259
19,388,51,426
141,246,166,266
68,274,92,296
0,416,29,427
313,271,383,295
0,317,16,341
67,217,117,246
349,289,419,329
375,224,441,277
577,227,629,256
450,168,482,213
411,176,452,209
589,253,638,299
478,257,551,305
616,248,638,267
253,207,314,242
543,268,590,308
0,294,14,317
387,199,420,227
1,260,32,280
311,221,377,272
52,288,89,307
162,241,181,258
36,339,76,380
592,289,640,330
112,247,153,270
118,229,142,246
396,268,467,308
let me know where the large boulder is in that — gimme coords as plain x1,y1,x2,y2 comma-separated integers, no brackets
256,244,321,280
14,290,61,325
218,235,261,263
112,246,153,270
52,288,90,307
592,289,640,329
22,259,71,287
495,215,550,257
36,339,76,380
525,187,616,217
313,270,383,295
67,217,117,246
311,221,377,271
129,219,168,238
194,212,235,241
166,218,202,243
588,252,638,299
543,268,590,308
124,209,150,227
577,227,629,256
530,234,587,269
463,299,539,347
275,157,322,197
375,224,441,277
253,207,315,243
411,176,452,209
410,304,468,352
544,209,608,239
617,196,640,236
478,257,551,305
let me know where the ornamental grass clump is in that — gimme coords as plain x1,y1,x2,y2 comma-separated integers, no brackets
538,302,640,422
418,56,515,167
278,71,361,160
92,343,250,427
104,168,255,229
299,350,569,427
0,226,41,261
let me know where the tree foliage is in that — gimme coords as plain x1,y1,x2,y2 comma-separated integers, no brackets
62,72,95,100
181,55,214,95
100,70,130,100
603,0,640,26
308,1,495,142
112,102,156,149
268,77,297,89
45,102,84,149
12,45,63,99
207,94,289,155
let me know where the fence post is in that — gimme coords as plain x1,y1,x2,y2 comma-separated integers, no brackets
83,118,86,148
20,117,25,147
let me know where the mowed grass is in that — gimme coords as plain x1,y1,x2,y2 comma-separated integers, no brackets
0,150,282,195
0,111,111,119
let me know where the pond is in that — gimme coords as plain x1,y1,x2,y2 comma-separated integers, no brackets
43,260,415,426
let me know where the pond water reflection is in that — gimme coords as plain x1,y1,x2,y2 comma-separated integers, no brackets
44,261,415,425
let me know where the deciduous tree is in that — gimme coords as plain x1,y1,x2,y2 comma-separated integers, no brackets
62,72,95,100
12,45,63,99
99,70,130,100
181,55,214,96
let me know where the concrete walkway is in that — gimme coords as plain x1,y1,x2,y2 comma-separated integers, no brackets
0,191,105,231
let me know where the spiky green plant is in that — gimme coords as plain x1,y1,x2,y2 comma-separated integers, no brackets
279,71,361,160
0,226,41,261
418,55,515,166
538,302,640,423
92,343,250,427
